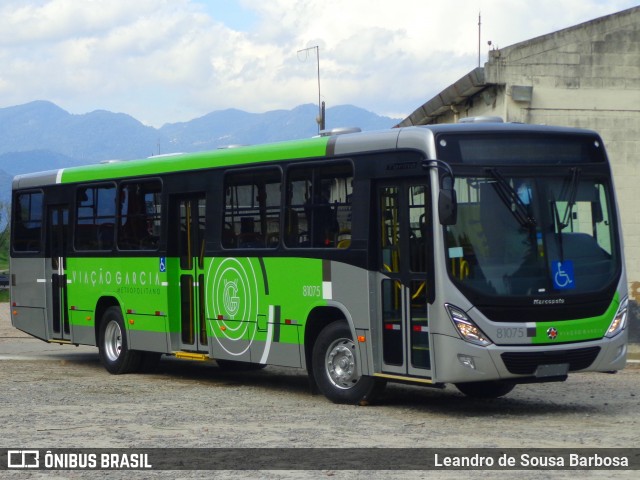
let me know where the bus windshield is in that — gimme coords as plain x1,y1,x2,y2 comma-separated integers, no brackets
445,171,618,298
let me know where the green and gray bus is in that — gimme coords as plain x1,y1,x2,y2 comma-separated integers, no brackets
10,121,628,403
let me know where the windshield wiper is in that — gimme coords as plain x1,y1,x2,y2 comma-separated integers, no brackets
552,167,581,262
487,168,537,228
559,167,581,230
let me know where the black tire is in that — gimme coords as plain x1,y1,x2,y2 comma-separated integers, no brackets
98,306,141,374
455,381,515,399
312,320,385,404
216,359,267,371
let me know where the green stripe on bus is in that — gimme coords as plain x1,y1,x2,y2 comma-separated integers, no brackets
59,137,331,184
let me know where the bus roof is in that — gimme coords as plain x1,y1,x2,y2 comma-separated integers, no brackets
11,122,602,190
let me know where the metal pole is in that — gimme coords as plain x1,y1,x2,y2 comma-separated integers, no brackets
297,45,323,133
315,46,322,131
478,12,481,68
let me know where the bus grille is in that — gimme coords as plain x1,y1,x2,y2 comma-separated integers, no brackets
500,347,601,375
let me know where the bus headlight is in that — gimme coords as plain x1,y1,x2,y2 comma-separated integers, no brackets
606,296,628,338
445,304,492,347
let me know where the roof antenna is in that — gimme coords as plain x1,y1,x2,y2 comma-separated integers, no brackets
478,11,482,67
297,45,324,133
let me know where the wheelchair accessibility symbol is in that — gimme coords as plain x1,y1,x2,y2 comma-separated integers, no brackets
552,260,575,290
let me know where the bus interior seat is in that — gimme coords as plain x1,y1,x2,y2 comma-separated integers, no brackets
237,217,263,247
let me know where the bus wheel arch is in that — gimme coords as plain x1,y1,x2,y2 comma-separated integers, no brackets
304,306,349,392
96,301,141,374
94,296,121,344
306,309,385,404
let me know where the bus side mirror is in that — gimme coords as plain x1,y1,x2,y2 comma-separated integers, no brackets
438,188,457,225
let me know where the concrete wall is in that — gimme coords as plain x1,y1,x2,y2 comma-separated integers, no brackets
430,8,640,342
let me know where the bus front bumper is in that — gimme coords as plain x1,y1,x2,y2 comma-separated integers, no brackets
431,330,628,384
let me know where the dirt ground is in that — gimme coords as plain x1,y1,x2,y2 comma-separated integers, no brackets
0,303,639,479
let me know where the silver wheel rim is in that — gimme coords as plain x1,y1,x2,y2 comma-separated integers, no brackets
325,337,360,389
104,320,122,362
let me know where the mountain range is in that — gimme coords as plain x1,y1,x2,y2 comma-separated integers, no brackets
0,101,401,203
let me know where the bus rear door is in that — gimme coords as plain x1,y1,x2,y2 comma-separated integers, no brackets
170,194,208,352
46,204,71,342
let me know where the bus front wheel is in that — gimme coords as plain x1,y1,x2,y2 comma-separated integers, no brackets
98,306,141,374
312,320,385,404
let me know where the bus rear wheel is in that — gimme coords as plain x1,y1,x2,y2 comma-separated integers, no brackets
98,306,141,374
455,381,515,399
312,320,385,404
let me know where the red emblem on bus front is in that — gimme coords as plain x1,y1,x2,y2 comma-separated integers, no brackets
547,327,558,340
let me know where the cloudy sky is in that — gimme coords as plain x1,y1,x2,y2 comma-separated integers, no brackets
0,0,637,126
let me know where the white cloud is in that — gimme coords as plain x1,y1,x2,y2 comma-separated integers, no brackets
0,0,637,126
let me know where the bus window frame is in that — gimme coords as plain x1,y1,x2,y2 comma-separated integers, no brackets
73,181,118,252
283,159,355,250
116,177,163,252
220,165,284,250
11,189,45,255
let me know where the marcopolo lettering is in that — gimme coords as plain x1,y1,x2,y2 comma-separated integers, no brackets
532,298,565,305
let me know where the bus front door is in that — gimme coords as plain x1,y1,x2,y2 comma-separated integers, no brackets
378,182,433,378
46,205,70,341
172,195,207,352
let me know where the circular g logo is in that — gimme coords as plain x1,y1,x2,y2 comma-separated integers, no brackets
207,257,259,356
223,279,240,317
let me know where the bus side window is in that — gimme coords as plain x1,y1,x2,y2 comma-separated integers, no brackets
285,170,310,247
222,168,281,249
118,181,162,250
285,163,353,249
75,184,116,251
12,191,44,253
